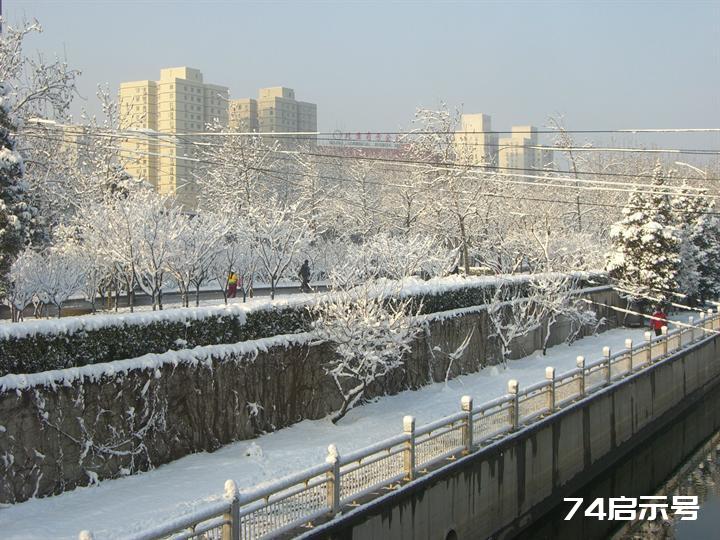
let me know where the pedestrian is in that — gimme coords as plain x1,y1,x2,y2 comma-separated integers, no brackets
651,304,668,337
227,271,238,299
299,259,311,293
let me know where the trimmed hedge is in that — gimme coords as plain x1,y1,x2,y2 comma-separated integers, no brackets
0,273,608,376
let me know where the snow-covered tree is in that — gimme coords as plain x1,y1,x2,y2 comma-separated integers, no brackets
195,129,280,213
35,246,86,318
529,274,600,354
690,207,720,302
671,184,719,304
332,155,385,238
5,248,42,321
166,212,230,307
249,197,312,299
0,20,78,123
329,232,456,288
311,282,421,423
0,89,35,294
402,105,478,273
484,279,544,365
133,191,186,310
607,165,681,302
0,19,80,265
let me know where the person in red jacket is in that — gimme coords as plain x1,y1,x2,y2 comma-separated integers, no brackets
651,305,668,336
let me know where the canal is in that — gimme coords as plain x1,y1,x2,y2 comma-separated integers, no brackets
513,380,720,540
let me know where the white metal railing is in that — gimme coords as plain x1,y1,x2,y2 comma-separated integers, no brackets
79,309,720,540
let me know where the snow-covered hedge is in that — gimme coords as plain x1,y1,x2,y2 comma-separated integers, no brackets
0,302,312,376
0,272,608,376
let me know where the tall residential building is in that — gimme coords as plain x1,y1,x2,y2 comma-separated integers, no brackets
119,67,229,207
229,87,317,137
454,113,499,166
229,98,259,132
497,126,552,174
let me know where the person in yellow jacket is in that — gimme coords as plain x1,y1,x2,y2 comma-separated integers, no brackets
227,271,238,298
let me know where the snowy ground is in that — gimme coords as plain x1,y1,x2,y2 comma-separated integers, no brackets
0,316,691,539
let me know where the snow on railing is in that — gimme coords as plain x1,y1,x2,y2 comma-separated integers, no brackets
81,308,720,540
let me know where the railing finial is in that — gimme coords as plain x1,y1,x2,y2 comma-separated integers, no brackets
326,444,339,462
224,479,238,500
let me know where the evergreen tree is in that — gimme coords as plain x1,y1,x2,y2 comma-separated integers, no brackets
607,165,681,301
0,84,35,294
689,203,720,302
670,180,720,303
671,184,707,302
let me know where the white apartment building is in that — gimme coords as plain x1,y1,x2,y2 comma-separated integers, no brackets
454,113,499,166
119,67,229,207
455,114,553,174
497,126,552,173
229,87,317,139
229,98,259,132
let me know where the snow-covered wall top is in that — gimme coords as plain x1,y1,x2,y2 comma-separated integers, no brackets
0,294,301,340
0,271,607,340
0,332,313,392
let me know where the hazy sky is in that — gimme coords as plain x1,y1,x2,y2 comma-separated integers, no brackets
4,0,720,145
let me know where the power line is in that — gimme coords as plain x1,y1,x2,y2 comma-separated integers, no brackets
21,129,720,197
27,119,720,136
26,120,720,156
25,123,720,182
242,162,720,216
22,130,720,206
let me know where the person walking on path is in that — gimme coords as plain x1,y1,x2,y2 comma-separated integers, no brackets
227,271,238,299
651,305,668,337
299,259,312,293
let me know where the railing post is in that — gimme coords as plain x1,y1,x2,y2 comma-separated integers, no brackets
708,308,715,332
576,356,586,397
461,396,473,454
403,415,416,480
78,532,94,540
603,346,611,384
699,312,707,336
661,325,668,355
223,479,240,540
625,339,634,370
508,379,519,429
326,444,341,515
716,307,720,330
689,316,695,342
644,331,653,363
545,367,556,412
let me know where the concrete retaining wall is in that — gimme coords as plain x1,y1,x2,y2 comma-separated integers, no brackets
305,325,720,540
0,288,623,504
